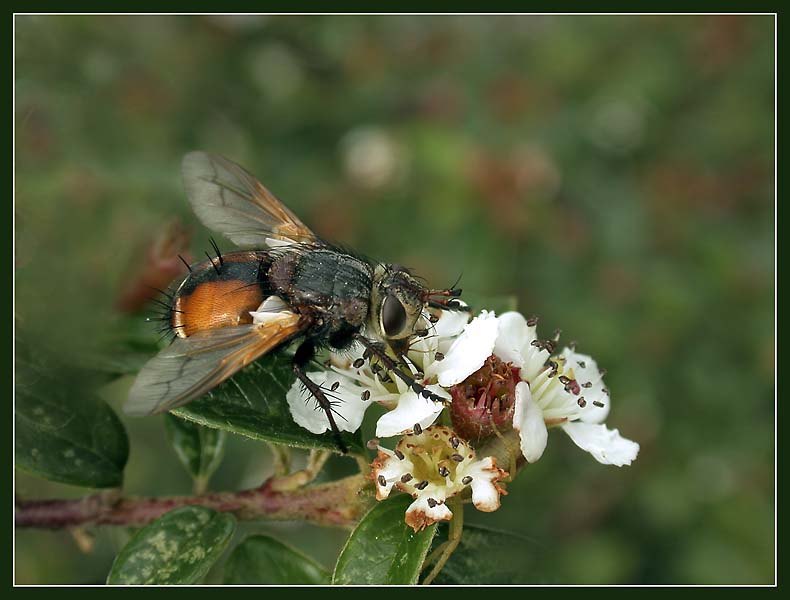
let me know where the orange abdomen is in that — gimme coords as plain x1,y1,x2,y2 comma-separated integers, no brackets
170,251,268,338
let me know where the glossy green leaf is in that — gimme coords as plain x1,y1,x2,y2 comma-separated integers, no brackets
15,354,129,488
164,413,226,488
430,523,539,585
223,534,330,584
333,494,437,585
107,506,236,585
172,352,364,454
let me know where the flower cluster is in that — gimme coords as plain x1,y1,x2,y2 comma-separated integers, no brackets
286,307,639,531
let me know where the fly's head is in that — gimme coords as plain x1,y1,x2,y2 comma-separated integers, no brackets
369,264,464,344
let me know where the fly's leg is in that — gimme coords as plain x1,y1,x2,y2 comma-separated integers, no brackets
293,340,348,454
353,335,449,406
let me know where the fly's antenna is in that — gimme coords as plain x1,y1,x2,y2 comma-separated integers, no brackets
422,273,467,311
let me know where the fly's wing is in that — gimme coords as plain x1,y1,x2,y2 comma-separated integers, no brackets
181,151,318,248
124,312,307,416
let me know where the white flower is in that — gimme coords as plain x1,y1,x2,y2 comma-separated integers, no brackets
370,426,508,531
435,310,639,466
285,308,466,439
513,348,639,466
431,310,499,387
285,370,371,435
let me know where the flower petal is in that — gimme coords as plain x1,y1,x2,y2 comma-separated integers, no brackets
375,387,446,438
513,381,548,463
561,422,640,466
465,456,508,512
493,311,529,368
286,371,370,434
559,348,610,423
404,494,453,532
433,307,469,339
250,296,293,325
370,450,415,500
435,310,499,387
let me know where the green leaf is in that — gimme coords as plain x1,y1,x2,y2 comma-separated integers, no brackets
332,494,437,585
172,351,364,454
430,523,539,585
15,354,129,488
164,414,226,489
107,506,236,585
223,535,330,584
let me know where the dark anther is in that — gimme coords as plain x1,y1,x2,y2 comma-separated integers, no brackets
429,314,440,323
330,381,340,391
366,438,380,450
415,328,429,337
582,382,593,388
449,436,460,449
577,397,587,408
593,400,605,408
461,476,473,485
427,498,437,508
361,390,371,401
401,473,413,483
353,358,365,368
434,352,444,361
526,316,539,327
413,423,423,435
438,466,449,477
415,480,429,490
559,375,571,385
394,449,405,460
577,360,586,368
377,475,387,486
451,453,464,462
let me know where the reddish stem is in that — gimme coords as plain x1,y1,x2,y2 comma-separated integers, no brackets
15,475,367,530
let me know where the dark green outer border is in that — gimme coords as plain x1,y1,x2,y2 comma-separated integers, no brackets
7,4,779,593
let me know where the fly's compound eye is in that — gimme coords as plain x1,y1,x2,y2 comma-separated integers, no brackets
381,294,407,337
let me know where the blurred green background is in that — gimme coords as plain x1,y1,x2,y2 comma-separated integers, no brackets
14,15,774,584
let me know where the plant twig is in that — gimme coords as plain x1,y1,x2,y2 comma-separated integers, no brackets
422,498,464,585
15,474,368,530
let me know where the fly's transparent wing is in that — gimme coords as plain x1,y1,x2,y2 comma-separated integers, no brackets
181,151,318,248
125,314,306,416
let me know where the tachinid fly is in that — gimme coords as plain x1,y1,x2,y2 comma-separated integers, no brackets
125,152,466,452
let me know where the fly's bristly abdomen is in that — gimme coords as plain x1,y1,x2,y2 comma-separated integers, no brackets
170,250,272,338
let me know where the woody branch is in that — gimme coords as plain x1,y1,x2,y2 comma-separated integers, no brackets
15,474,368,530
